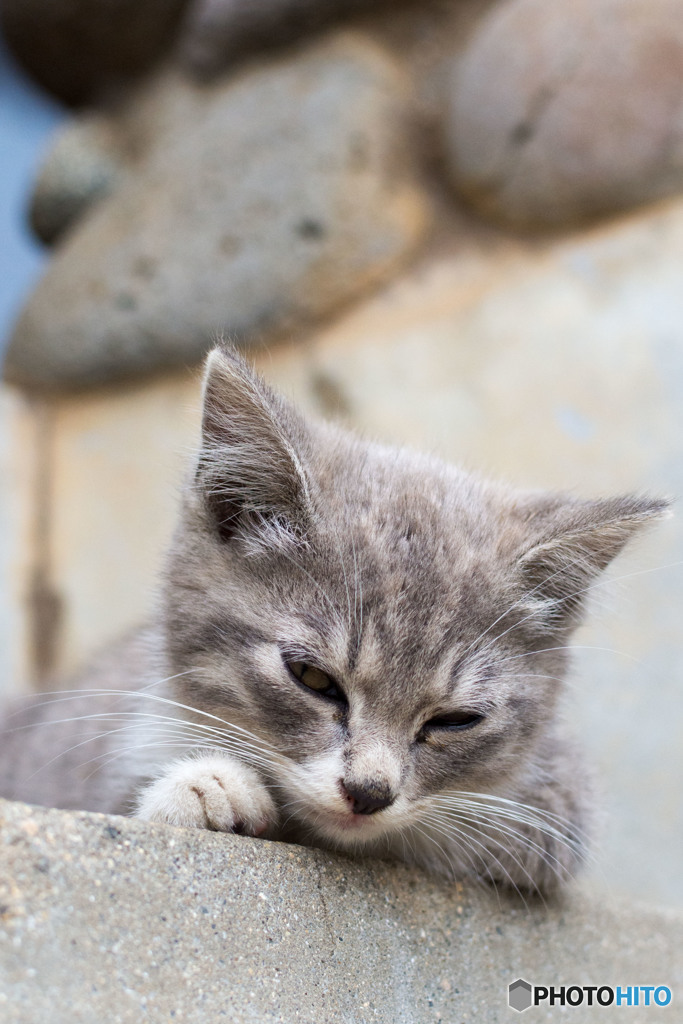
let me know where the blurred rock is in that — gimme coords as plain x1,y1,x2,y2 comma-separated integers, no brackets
4,34,430,391
1,0,188,106
181,0,396,76
29,117,124,245
445,0,683,228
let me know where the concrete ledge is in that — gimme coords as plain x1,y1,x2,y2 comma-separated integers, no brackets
1,799,681,1022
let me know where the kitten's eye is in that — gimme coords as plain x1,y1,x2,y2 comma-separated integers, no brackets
418,711,485,741
286,661,347,704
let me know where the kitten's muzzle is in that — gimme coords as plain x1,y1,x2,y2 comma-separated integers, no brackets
340,780,395,816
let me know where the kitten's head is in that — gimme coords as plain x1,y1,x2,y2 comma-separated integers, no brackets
162,347,666,852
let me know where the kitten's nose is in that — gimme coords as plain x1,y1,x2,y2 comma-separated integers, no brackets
340,780,395,815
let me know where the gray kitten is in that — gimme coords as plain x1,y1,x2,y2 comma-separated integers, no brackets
0,348,667,896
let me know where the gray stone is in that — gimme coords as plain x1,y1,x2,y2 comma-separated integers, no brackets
181,0,401,77
445,0,683,229
0,0,188,106
1,797,681,1023
29,116,124,245
4,35,430,391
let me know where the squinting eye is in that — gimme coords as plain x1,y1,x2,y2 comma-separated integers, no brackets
418,711,485,741
286,661,347,704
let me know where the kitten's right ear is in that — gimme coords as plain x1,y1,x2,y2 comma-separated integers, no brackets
196,347,313,544
515,492,670,629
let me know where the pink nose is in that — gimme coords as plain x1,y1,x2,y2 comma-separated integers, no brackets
340,780,395,815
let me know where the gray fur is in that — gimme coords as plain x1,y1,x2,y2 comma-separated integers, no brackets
0,348,668,896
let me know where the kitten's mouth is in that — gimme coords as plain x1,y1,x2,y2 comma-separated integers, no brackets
317,808,391,838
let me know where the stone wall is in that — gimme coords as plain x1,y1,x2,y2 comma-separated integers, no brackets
8,0,683,388
1,798,681,1023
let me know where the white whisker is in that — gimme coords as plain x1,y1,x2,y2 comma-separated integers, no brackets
418,811,535,909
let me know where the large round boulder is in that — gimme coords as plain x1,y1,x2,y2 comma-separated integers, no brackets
445,0,683,229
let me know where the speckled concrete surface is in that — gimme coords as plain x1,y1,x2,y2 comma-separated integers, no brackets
0,798,680,1023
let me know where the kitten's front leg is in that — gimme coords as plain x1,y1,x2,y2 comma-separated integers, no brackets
135,754,277,836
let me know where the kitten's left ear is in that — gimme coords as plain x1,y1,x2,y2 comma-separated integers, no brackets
196,346,313,543
516,493,670,627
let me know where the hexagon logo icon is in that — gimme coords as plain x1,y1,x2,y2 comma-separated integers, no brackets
509,978,533,1012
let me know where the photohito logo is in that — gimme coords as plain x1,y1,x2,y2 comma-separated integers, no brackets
508,980,533,1012
508,980,673,1012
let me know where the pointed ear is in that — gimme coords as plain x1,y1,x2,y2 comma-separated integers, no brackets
516,494,670,629
196,347,313,543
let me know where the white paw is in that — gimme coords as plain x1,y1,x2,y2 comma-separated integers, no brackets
134,754,276,835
